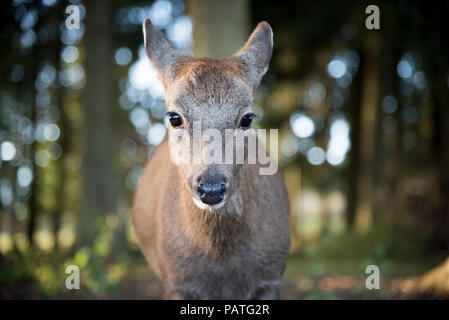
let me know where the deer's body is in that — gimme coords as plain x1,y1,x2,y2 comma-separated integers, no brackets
132,18,291,299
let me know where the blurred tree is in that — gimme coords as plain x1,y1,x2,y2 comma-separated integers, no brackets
186,0,249,58
80,0,117,245
421,8,449,250
50,2,65,250
27,57,39,245
373,5,401,219
353,32,381,232
415,2,449,294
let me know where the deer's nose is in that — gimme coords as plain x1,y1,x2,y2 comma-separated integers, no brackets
197,181,226,205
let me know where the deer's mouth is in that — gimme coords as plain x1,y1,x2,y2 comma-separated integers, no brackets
192,196,227,211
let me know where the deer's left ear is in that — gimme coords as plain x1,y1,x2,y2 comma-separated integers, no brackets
233,21,273,91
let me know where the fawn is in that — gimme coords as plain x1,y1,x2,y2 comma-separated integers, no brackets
132,18,290,299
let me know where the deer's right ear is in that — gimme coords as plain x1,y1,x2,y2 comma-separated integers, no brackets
143,18,180,87
233,21,273,91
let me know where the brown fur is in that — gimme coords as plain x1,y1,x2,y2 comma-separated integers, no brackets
132,19,290,299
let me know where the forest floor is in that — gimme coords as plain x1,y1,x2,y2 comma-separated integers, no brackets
1,223,447,299
112,257,433,300
1,255,442,300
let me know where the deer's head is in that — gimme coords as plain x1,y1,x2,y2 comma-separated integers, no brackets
143,18,273,211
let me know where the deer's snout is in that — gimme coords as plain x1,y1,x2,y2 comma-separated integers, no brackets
197,178,226,205
187,166,233,210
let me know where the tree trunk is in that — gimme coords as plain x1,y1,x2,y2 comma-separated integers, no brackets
186,0,250,58
353,32,381,232
51,6,64,250
374,7,401,220
27,61,39,246
414,2,449,298
80,0,116,245
346,49,363,229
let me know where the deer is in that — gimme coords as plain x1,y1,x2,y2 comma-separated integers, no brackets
132,18,291,300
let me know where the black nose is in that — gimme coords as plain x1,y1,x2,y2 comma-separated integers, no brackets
197,181,226,205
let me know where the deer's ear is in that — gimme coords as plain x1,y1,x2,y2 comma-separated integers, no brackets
143,18,180,87
233,21,273,90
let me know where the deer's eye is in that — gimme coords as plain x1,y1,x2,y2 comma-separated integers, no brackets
167,112,183,128
239,113,255,129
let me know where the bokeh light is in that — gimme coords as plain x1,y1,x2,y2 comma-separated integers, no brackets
326,118,350,166
327,57,347,79
128,47,164,98
148,0,173,28
17,166,33,188
290,112,315,138
307,147,326,165
147,123,166,145
61,45,79,63
167,16,193,49
397,59,413,79
1,141,16,161
382,95,398,114
114,47,133,66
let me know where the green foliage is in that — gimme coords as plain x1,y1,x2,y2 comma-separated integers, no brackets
281,224,442,300
0,217,131,298
302,223,436,262
0,251,63,297
64,219,129,296
0,253,35,288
